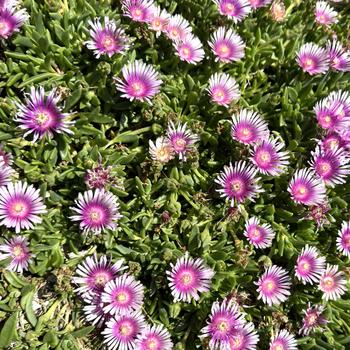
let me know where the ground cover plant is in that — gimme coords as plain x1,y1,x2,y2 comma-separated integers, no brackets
0,0,350,349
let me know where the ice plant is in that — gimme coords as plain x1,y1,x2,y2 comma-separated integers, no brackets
299,304,328,336
85,17,130,58
327,40,350,72
212,0,251,23
209,27,245,63
297,43,329,75
207,72,240,107
269,329,297,350
135,324,173,350
305,202,330,228
165,14,192,41
0,162,14,186
148,6,170,36
243,217,275,249
114,60,162,104
215,161,263,206
0,2,28,39
174,35,205,64
149,137,174,163
336,221,350,258
15,87,74,142
83,293,112,328
294,245,326,284
270,1,286,22
85,165,114,189
231,109,269,145
228,322,259,350
166,122,199,161
249,0,272,9
288,168,327,206
319,132,346,152
166,252,214,303
315,1,338,26
0,181,46,233
319,264,347,301
0,236,33,273
255,265,291,306
327,90,350,121
121,0,154,23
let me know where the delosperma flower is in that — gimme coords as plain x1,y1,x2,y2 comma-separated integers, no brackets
255,265,291,306
249,0,272,9
166,252,214,303
336,221,350,258
306,202,330,228
15,87,74,142
297,43,329,75
207,72,240,107
269,330,297,350
288,168,327,206
135,324,173,350
212,0,251,23
85,17,130,58
85,165,114,189
0,162,14,186
231,109,269,145
319,132,346,152
0,144,12,166
294,245,326,284
0,3,28,39
270,1,286,22
114,60,162,104
318,264,347,301
174,35,205,64
70,189,122,234
327,40,350,72
149,137,174,163
121,0,154,23
83,293,112,328
250,137,289,176
0,181,47,233
148,6,170,36
228,322,259,350
327,90,350,121
299,304,328,336
165,14,192,41
166,122,199,161
102,311,147,350
315,1,338,26
244,217,275,249
209,27,245,63
0,236,33,273
0,0,17,10
215,161,263,206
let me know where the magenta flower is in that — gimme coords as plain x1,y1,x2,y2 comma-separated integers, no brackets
0,0,17,10
305,202,330,228
299,304,328,336
166,122,199,161
70,189,122,234
207,73,240,107
315,1,338,26
295,245,326,284
165,14,192,42
15,87,74,142
228,322,259,350
135,324,173,350
0,236,33,273
0,181,46,233
85,17,130,58
255,265,291,306
0,3,28,39
0,144,13,166
336,221,350,258
327,90,350,121
149,137,174,163
72,254,125,296
269,330,297,350
249,0,272,8
231,109,269,145
209,27,245,63
318,264,347,301
288,168,327,206
121,0,154,23
167,252,214,303
114,60,162,104
83,293,112,328
148,6,170,36
327,40,350,72
297,43,329,75
318,132,346,153
212,0,251,23
244,217,275,249
215,161,263,206
0,162,14,186
174,35,205,64
85,165,113,189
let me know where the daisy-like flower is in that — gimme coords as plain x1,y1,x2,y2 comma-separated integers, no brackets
299,304,328,336
166,122,199,161
315,1,338,26
310,146,350,187
121,0,154,23
166,252,214,303
174,35,205,64
215,161,263,206
327,40,350,72
270,1,286,22
318,132,346,153
72,254,125,296
319,264,347,301
269,330,297,350
250,137,289,176
0,181,46,233
212,0,251,23
297,43,329,75
148,6,170,36
0,144,12,166
249,0,272,9
0,3,28,39
114,60,162,104
200,299,246,350
244,217,275,249
165,14,192,41
70,189,122,234
0,236,33,273
228,322,259,350
288,168,327,206
135,324,173,350
294,245,326,284
15,87,74,142
327,90,350,121
207,73,240,107
85,17,130,58
102,311,147,350
255,265,291,306
231,109,269,145
0,162,14,186
149,137,174,163
83,293,112,328
336,221,350,258
209,27,245,63
102,274,144,316
85,164,114,189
